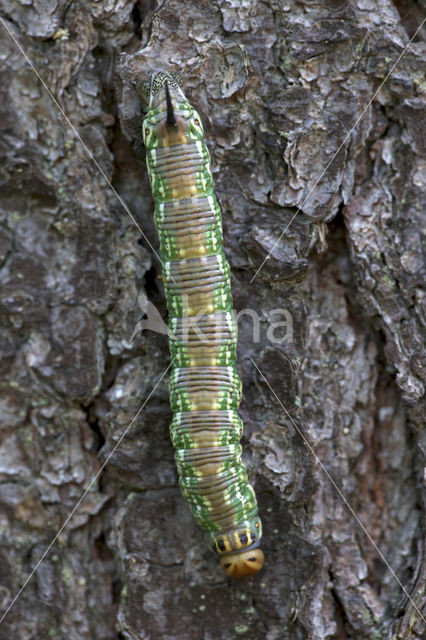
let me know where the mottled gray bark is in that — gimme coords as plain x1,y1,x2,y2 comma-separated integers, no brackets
0,1,425,639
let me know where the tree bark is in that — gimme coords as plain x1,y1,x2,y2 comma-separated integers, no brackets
0,1,424,638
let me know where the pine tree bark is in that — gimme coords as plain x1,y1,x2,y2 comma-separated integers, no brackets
0,1,424,638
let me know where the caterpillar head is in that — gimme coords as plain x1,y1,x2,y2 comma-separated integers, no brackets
219,548,264,578
209,517,264,578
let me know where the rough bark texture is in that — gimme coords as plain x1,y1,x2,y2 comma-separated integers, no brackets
0,1,425,639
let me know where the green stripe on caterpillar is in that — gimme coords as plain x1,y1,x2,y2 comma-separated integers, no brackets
140,71,263,578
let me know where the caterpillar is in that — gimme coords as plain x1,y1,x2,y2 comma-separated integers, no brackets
140,71,263,578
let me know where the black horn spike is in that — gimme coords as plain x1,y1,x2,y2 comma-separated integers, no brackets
165,82,177,127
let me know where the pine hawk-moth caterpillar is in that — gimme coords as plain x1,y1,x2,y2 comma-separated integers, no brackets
140,70,263,578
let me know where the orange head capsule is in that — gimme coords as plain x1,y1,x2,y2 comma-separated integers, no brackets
219,548,264,578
